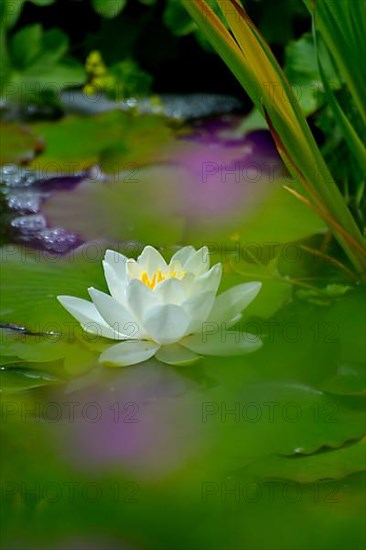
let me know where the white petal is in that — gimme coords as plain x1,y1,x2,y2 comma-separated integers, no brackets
126,259,143,280
104,249,128,264
154,277,186,305
226,313,242,328
155,344,200,366
168,259,184,274
126,279,160,321
190,263,222,295
99,340,159,367
182,291,216,333
57,295,124,340
180,272,197,296
207,282,262,325
170,246,196,266
88,288,144,338
102,261,126,304
183,246,210,275
104,250,128,279
137,245,167,276
142,304,190,345
181,331,262,356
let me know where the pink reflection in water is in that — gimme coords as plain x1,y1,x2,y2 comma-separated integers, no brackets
54,363,203,479
172,126,282,220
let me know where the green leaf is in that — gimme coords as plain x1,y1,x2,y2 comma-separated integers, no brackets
303,0,366,124
242,438,366,482
6,25,82,95
320,362,366,396
164,0,197,36
237,108,268,134
0,364,61,393
284,33,340,115
39,28,69,63
110,59,152,97
91,0,126,18
10,24,42,69
0,0,25,29
2,333,101,377
0,122,44,164
324,284,352,298
0,245,106,331
182,0,366,274
29,0,56,5
315,39,366,174
18,58,85,89
0,244,111,376
29,111,172,169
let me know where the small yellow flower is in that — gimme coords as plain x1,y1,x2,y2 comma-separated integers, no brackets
83,50,115,95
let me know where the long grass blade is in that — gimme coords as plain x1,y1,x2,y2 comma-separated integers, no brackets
182,0,366,274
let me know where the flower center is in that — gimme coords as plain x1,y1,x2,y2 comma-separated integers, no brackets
140,268,185,290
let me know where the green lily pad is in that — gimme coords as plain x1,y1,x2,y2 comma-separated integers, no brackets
2,331,100,376
29,112,173,171
241,437,366,482
0,244,108,328
320,362,366,396
0,122,45,164
0,245,117,377
0,364,61,393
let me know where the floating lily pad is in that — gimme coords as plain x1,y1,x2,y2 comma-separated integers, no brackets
29,112,173,171
320,362,366,396
2,332,101,376
0,244,107,329
240,437,366,482
0,364,61,393
0,122,45,164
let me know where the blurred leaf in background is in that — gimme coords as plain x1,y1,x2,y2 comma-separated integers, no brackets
91,0,127,19
8,24,85,88
284,32,340,116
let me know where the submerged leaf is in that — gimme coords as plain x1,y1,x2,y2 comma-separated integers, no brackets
0,364,61,393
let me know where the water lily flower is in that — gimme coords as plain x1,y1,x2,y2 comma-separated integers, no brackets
58,246,262,366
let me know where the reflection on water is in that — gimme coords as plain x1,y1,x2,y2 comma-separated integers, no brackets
52,361,205,478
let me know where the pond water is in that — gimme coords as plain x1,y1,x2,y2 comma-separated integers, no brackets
1,100,365,550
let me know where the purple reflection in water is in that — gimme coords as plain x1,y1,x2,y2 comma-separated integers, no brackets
55,363,202,479
183,116,278,157
174,126,281,219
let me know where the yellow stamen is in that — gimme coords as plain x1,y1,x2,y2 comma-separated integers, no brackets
140,268,185,290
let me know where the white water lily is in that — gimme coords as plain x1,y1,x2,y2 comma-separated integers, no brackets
58,246,262,366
